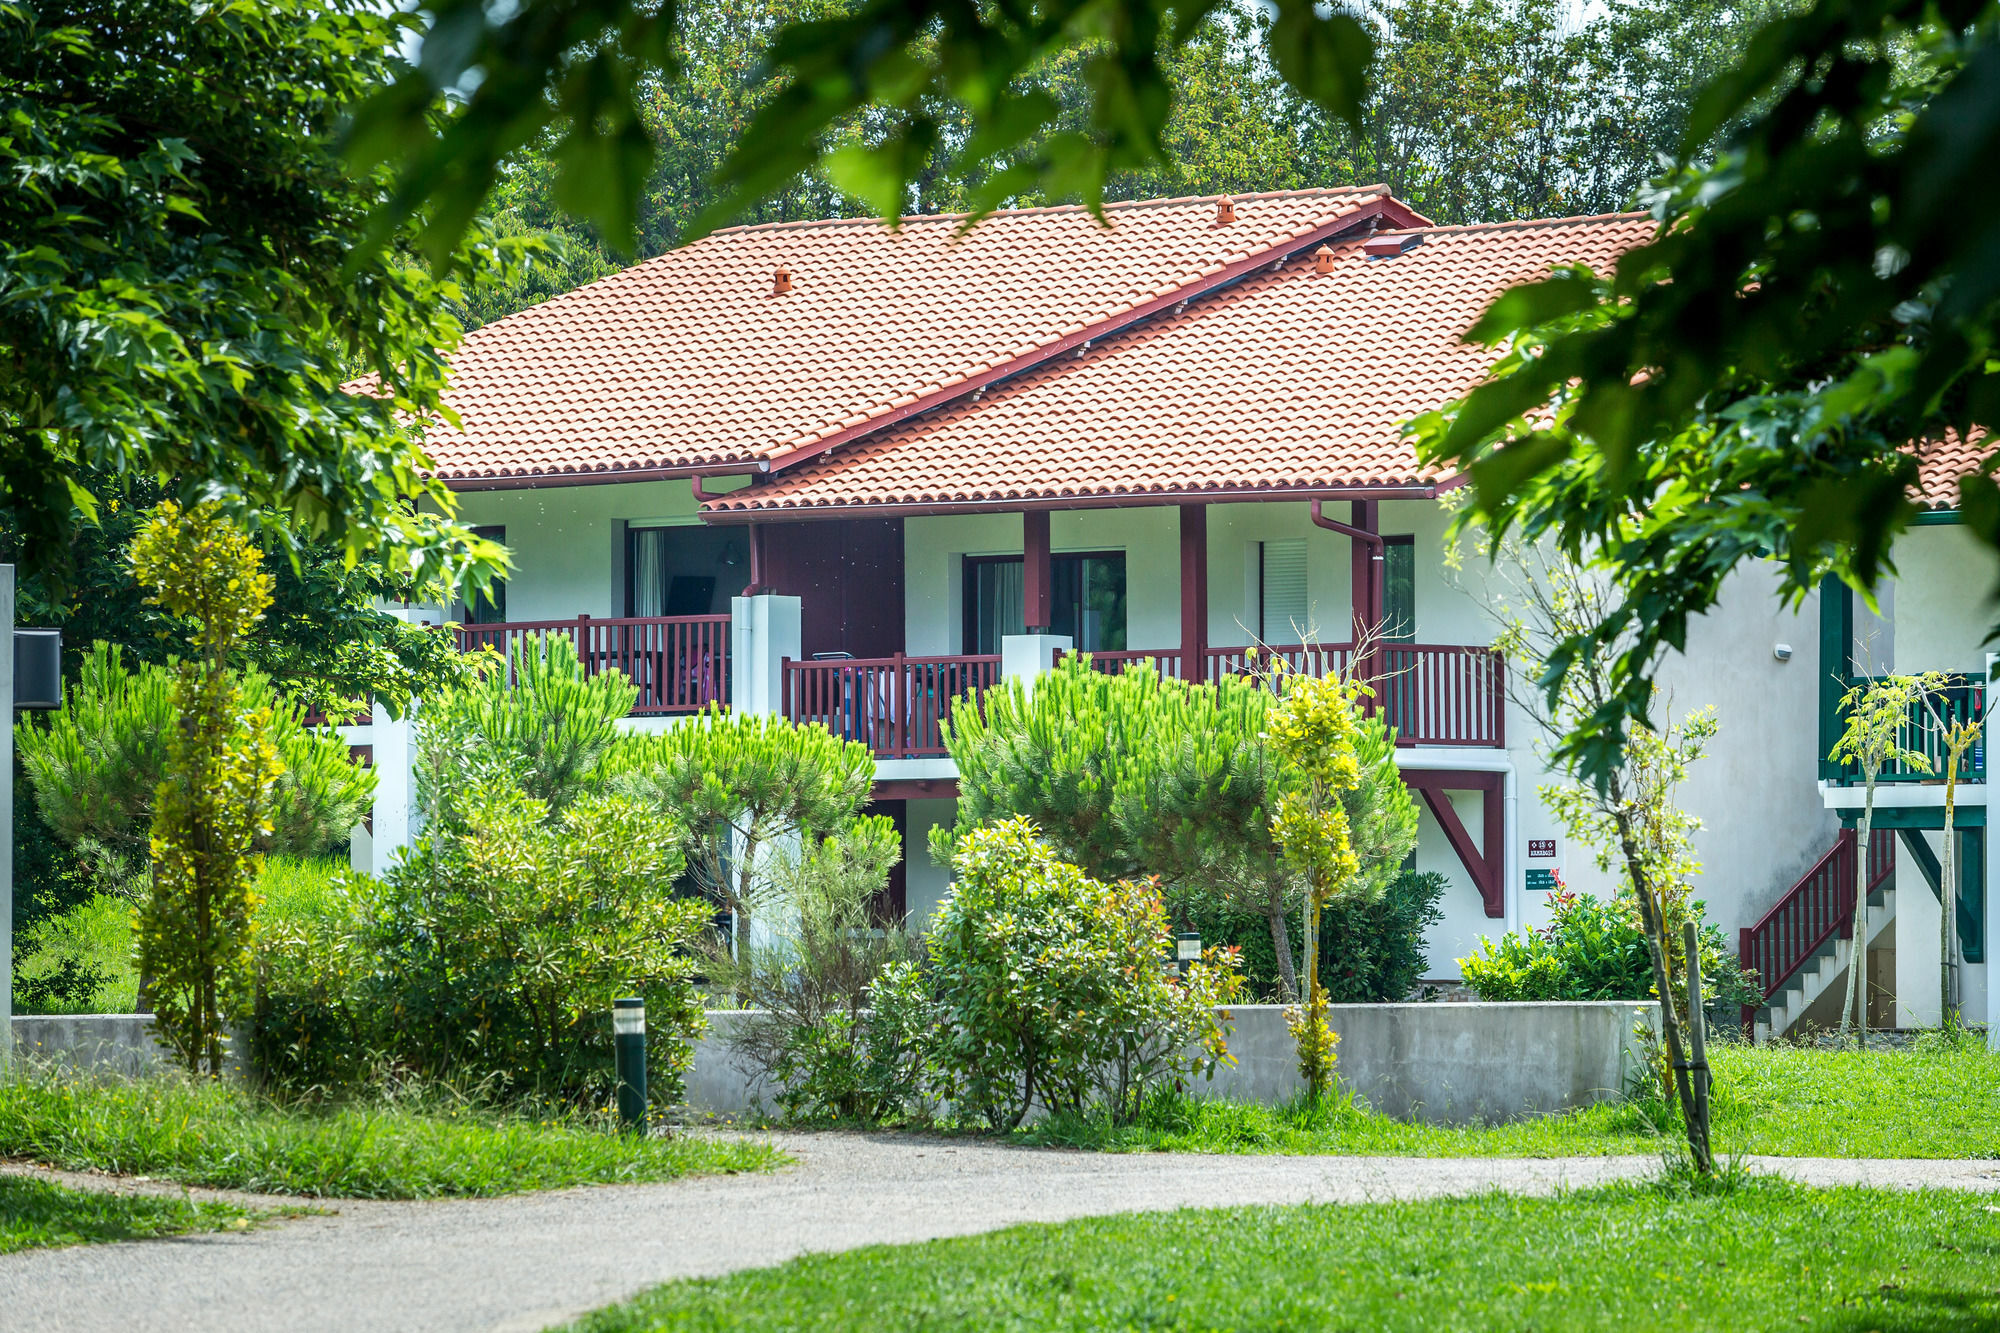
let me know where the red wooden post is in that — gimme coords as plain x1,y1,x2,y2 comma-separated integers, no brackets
892,652,906,759
1740,926,1757,1033
1023,510,1052,633
1179,504,1207,673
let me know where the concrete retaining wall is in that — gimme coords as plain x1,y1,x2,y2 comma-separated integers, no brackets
11,1015,176,1077
1201,1002,1658,1124
683,1001,1661,1126
17,1002,1659,1126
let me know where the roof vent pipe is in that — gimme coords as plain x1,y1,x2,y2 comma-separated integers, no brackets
772,264,792,295
1215,195,1236,225
1314,244,1335,275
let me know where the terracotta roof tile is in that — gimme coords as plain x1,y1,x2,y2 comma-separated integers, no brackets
424,188,1415,483
708,213,1657,513
1914,433,1991,509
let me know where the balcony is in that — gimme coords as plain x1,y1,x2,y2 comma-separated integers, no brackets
456,614,731,715
781,653,1002,759
1065,642,1507,749
1826,674,1985,786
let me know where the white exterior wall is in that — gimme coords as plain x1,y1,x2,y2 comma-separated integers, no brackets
1892,523,1996,674
1655,563,1841,936
453,479,705,621
905,798,958,926
904,508,1183,654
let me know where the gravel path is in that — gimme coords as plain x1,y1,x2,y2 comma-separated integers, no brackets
5,1134,1998,1333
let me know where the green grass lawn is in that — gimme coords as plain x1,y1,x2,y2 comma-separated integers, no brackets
565,1178,2000,1332
0,1069,784,1199
0,1173,261,1253
1017,1039,2000,1159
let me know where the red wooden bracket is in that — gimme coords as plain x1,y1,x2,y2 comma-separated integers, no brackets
1404,769,1505,918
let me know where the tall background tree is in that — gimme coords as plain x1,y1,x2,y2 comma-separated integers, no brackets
1,0,510,587
433,0,1792,326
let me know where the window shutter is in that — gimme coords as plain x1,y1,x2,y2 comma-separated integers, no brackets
1260,539,1309,643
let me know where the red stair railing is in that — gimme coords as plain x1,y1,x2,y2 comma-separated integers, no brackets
1738,828,1896,1031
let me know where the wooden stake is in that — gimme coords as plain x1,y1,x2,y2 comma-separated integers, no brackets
1682,920,1713,1165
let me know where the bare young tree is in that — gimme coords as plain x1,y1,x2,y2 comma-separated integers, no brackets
1828,673,1944,1048
1922,685,1979,1033
1454,527,1719,1174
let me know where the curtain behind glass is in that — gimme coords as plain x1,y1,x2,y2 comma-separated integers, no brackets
631,527,667,617
973,560,1025,653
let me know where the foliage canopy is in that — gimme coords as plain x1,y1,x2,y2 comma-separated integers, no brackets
0,0,512,588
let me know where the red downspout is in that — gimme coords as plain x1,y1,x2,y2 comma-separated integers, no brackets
1310,498,1384,698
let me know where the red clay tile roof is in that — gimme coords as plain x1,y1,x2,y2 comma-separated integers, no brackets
1914,434,1990,509
705,213,1658,515
424,188,1422,485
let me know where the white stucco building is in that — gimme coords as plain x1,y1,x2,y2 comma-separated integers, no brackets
345,189,1993,1042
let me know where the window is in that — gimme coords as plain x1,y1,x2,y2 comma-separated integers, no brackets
627,524,746,617
1259,539,1309,643
964,552,1126,653
464,525,507,624
1382,536,1415,641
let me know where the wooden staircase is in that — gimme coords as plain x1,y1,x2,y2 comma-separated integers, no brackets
1740,829,1896,1042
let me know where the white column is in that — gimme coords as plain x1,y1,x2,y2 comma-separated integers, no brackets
1001,633,1072,693
368,701,417,879
730,594,801,717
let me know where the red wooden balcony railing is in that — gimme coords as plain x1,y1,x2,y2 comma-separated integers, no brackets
1376,643,1507,748
456,614,731,715
1056,649,1187,679
781,653,1002,758
1738,827,1896,1031
1212,642,1508,748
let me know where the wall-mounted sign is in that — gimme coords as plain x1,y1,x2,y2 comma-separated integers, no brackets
1525,867,1559,894
1528,839,1557,858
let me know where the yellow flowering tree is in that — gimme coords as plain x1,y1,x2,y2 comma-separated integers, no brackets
1265,670,1368,1104
130,503,284,1075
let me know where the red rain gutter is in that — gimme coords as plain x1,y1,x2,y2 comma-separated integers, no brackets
698,484,1441,524
446,462,769,493
1309,496,1384,553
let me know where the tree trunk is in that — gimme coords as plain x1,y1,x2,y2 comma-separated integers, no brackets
1840,785,1875,1049
1266,892,1299,1002
1942,763,1959,1032
1615,813,1710,1175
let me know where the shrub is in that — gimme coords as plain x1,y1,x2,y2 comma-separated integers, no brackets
414,634,635,819
1175,869,1445,1002
16,641,377,879
10,894,137,1015
615,708,876,955
941,654,1416,1002
908,819,1244,1130
249,867,381,1092
716,817,918,1122
362,784,712,1100
1460,883,1750,1012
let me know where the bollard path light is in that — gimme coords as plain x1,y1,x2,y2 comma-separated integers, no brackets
613,997,647,1136
1176,932,1202,970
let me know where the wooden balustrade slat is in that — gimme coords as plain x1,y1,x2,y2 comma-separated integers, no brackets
779,653,1002,758
455,614,731,715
